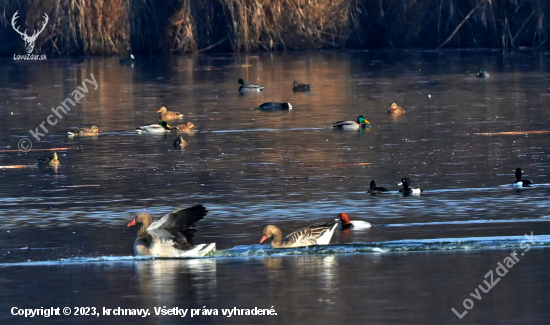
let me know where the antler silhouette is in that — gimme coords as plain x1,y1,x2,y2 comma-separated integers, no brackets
11,11,27,38
32,13,49,39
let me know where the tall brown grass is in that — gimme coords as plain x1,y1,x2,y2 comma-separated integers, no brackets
0,0,548,56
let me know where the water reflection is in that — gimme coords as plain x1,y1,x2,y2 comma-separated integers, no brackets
135,259,217,306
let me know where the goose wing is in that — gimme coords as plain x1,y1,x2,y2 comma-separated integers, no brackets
147,205,208,250
282,221,337,247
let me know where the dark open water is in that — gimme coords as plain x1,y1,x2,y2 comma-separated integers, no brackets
1,49,550,324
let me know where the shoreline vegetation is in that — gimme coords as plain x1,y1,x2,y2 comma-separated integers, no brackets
1,0,548,57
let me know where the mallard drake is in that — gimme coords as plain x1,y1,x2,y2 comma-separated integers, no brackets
157,107,183,120
119,54,135,66
173,136,187,149
337,213,372,230
292,81,311,92
387,103,406,116
37,152,59,166
238,79,264,93
476,69,489,78
68,126,99,136
260,220,338,248
136,121,176,134
127,204,216,257
258,102,293,111
368,180,389,195
332,115,370,130
176,122,195,133
398,177,423,194
513,167,533,187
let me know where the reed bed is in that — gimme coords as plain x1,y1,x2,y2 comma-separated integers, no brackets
0,0,548,56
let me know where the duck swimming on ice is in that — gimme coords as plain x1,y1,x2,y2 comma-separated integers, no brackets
332,115,370,130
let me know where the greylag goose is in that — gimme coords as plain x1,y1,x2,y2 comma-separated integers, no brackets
127,204,215,257
337,213,372,230
260,220,338,248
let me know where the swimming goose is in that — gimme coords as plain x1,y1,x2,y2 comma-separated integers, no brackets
238,79,264,93
260,220,338,248
173,136,187,149
332,115,370,130
127,204,216,257
258,102,293,111
68,126,99,136
387,103,406,116
136,121,176,134
176,122,195,133
513,168,533,187
337,213,372,230
157,107,183,120
368,180,389,194
398,177,423,194
292,81,311,92
37,152,60,166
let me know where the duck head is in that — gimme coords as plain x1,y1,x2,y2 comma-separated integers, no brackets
515,168,523,181
476,70,485,78
159,121,172,130
238,79,245,86
156,107,168,114
398,177,412,188
338,213,352,226
369,180,377,189
357,115,370,125
128,212,152,227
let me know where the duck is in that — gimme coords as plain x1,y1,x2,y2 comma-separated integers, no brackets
260,220,338,248
136,121,176,134
476,69,489,78
292,81,311,92
368,180,389,194
337,213,372,230
332,115,370,130
119,54,136,65
37,152,59,166
398,177,423,194
173,136,187,149
157,107,183,120
127,204,216,257
258,102,293,111
387,103,406,116
238,79,264,93
68,125,99,136
513,167,533,187
176,122,195,133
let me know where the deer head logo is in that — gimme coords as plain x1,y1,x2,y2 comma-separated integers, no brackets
11,11,49,54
